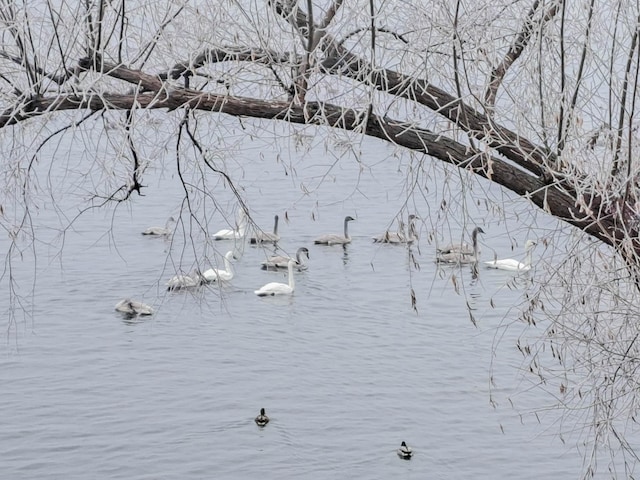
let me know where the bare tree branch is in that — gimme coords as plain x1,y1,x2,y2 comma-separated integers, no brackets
484,0,559,110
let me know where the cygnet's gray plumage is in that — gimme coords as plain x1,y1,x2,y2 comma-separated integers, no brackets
436,226,485,264
373,214,419,244
142,216,175,236
250,215,280,244
314,216,355,245
166,270,204,291
115,298,154,316
261,247,310,271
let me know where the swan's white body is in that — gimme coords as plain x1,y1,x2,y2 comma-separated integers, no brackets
202,251,236,282
373,214,419,244
213,211,248,240
115,298,154,316
314,215,355,245
142,216,175,236
261,247,310,271
397,441,413,460
484,239,537,272
436,227,485,264
250,215,280,244
166,270,203,291
254,259,296,296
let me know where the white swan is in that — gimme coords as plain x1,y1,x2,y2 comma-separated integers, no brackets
166,270,204,291
397,441,413,460
202,251,236,282
142,216,175,236
314,215,356,245
261,247,309,271
373,214,419,244
250,215,280,244
254,259,296,296
115,298,154,316
255,408,269,427
436,226,485,264
212,210,248,240
484,239,537,272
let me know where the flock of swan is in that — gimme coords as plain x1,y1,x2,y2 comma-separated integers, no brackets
115,211,537,316
117,211,538,461
434,226,538,272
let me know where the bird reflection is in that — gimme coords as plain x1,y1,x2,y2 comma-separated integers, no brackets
342,244,350,265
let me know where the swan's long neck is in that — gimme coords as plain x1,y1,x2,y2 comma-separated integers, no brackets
524,248,533,268
224,252,234,273
343,218,350,239
408,218,417,241
237,216,247,236
472,230,479,259
398,219,406,237
287,260,295,290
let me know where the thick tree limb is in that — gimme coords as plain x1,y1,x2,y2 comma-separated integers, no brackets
156,44,554,177
268,0,556,176
5,78,632,255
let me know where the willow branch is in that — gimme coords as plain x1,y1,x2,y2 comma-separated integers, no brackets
612,20,640,178
268,0,555,175
3,80,627,251
485,0,559,110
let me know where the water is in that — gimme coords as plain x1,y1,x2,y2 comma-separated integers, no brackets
0,120,593,478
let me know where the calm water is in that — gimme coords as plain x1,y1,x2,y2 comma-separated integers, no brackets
1,120,594,478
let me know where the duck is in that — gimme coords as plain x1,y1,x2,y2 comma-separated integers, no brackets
212,210,248,240
250,215,280,244
142,216,175,236
261,247,310,271
373,214,419,244
397,441,413,460
255,408,269,427
202,250,236,282
166,270,204,291
314,215,356,245
436,226,485,264
114,298,154,316
254,259,296,296
484,239,537,271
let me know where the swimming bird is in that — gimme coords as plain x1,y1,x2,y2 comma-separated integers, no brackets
250,215,280,244
373,214,419,244
261,247,310,271
202,250,236,282
212,210,248,240
114,298,154,316
397,441,413,460
314,215,356,245
166,270,204,291
484,239,537,272
436,226,485,264
255,408,269,427
254,259,296,296
142,216,175,236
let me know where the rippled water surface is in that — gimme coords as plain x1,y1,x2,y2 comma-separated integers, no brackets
1,125,598,478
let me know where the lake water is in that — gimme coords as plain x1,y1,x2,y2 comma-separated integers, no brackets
0,118,606,478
